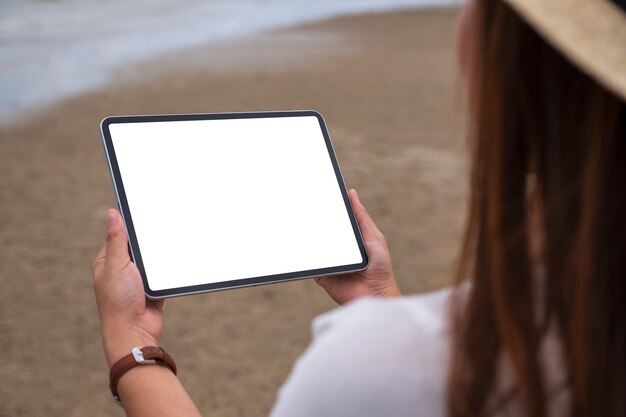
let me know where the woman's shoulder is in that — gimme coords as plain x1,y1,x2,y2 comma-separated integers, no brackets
313,286,453,340
270,288,454,417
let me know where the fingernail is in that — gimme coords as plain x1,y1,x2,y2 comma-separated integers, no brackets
106,209,117,226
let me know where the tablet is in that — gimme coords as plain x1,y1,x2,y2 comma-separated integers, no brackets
100,111,368,298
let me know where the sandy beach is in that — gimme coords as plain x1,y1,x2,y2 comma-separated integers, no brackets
0,8,465,416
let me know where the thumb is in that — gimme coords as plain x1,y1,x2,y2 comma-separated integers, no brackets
105,209,130,267
348,189,383,240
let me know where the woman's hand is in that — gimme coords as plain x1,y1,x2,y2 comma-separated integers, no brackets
315,189,400,305
92,209,165,367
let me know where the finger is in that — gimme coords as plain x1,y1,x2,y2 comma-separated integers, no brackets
92,242,107,273
105,209,131,267
315,277,325,288
151,298,165,312
349,189,383,240
313,276,333,296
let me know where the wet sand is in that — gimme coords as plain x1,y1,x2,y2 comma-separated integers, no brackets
0,8,466,416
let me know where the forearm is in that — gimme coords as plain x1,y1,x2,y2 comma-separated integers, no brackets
116,365,202,417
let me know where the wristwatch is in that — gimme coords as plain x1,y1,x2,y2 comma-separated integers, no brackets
109,346,177,405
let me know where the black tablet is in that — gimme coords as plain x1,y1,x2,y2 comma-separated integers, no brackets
100,111,368,298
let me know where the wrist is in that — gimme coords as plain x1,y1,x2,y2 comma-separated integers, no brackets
102,325,159,368
372,271,401,298
380,281,401,298
109,346,177,405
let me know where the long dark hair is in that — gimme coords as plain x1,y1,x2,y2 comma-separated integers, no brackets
448,1,626,416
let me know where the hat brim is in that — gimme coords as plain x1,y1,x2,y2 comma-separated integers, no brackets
503,0,626,102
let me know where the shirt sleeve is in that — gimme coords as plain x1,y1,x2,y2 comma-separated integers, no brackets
269,290,451,417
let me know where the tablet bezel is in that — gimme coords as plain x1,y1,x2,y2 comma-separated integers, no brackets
100,110,368,298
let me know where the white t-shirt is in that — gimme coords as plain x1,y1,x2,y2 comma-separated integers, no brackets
270,287,571,417
270,289,452,417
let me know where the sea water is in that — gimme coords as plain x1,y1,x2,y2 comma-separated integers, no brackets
0,0,461,125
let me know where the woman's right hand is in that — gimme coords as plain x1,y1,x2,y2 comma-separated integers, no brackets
315,189,400,305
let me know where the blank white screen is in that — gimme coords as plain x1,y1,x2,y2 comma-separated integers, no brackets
109,116,363,291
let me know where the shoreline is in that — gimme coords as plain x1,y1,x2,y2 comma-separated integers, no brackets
0,3,462,127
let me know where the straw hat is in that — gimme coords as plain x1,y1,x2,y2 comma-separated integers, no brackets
502,0,626,102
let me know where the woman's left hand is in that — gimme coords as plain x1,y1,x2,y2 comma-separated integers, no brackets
92,209,164,367
315,189,400,305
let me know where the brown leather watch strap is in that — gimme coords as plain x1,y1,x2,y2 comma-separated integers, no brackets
109,346,177,405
